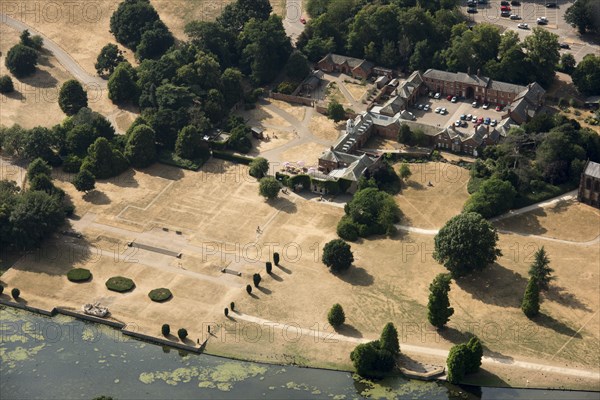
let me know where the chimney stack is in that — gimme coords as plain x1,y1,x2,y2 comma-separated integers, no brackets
477,68,481,77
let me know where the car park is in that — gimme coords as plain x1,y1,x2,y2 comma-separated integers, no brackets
482,103,489,110
472,101,478,108
434,93,441,99
510,14,520,20
451,96,457,103
517,23,529,29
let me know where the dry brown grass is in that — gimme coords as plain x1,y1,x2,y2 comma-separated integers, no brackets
236,104,290,129
343,82,368,102
2,160,598,389
308,113,342,141
269,99,306,122
280,142,324,167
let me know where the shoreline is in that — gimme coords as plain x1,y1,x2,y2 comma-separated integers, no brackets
1,298,598,393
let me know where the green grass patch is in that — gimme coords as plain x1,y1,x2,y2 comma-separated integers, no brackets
105,276,135,293
158,149,209,171
148,288,172,302
67,268,92,282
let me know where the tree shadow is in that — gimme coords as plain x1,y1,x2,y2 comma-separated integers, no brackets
83,190,110,205
3,90,24,101
180,337,196,347
226,314,236,322
481,345,514,364
545,285,592,312
454,263,528,308
336,323,362,338
459,368,509,389
437,326,471,344
494,208,548,236
248,292,259,299
336,265,374,287
270,196,297,214
406,180,425,190
276,264,292,274
18,69,58,88
269,272,283,282
257,286,272,295
105,169,139,188
532,313,582,338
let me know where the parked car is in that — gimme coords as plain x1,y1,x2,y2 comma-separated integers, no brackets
472,115,478,122
510,14,521,20
537,17,548,25
435,107,442,113
434,93,441,99
424,104,430,111
467,0,476,5
461,121,468,127
454,120,461,127
482,103,490,110
418,104,424,110
500,5,511,11
559,43,570,49
501,10,511,17
495,105,503,111
517,23,529,29
491,119,497,127
467,7,478,13
472,101,478,107
300,17,306,24
466,114,473,120
460,114,467,120
451,96,458,103
484,117,491,125
477,117,484,124
440,108,448,115
447,95,453,101
500,0,509,5
510,0,520,5
546,3,556,8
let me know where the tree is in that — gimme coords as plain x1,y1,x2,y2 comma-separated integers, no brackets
253,273,262,287
559,53,577,75
175,125,200,160
58,80,88,116
108,62,139,104
249,157,269,179
572,54,600,96
29,173,55,194
327,303,345,329
528,247,554,291
11,288,21,300
463,178,517,218
161,324,170,337
246,284,252,294
565,0,599,34
228,125,252,153
433,212,501,277
135,21,174,60
19,30,43,50
379,322,400,356
95,43,125,76
273,252,280,266
0,75,14,93
259,177,280,200
397,124,412,144
327,100,345,122
427,273,454,329
27,158,51,181
9,190,65,249
336,216,359,241
221,68,244,108
341,187,400,237
398,163,411,182
177,328,188,340
66,125,97,156
350,342,380,376
521,278,540,318
446,343,469,384
285,50,311,82
82,137,129,179
73,169,96,193
266,261,272,274
322,239,354,273
125,124,156,168
110,0,161,49
523,28,560,87
5,44,39,77
465,336,483,373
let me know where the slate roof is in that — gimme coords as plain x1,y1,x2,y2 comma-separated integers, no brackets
584,161,600,179
319,53,374,72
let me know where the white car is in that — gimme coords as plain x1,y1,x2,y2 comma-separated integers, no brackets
510,14,520,20
537,17,548,25
472,101,478,107
491,119,497,127
454,120,461,127
466,114,473,120
434,93,441,99
440,108,447,115
471,115,478,122
482,103,489,110
518,23,529,29
451,96,457,103
417,104,424,110
423,104,430,111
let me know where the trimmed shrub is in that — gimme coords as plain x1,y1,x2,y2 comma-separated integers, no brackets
327,303,345,328
253,273,262,287
521,278,540,318
177,328,188,340
224,307,229,317
230,301,235,311
67,268,92,282
62,155,82,173
0,75,15,94
273,252,280,266
11,288,20,300
105,276,135,292
246,284,252,294
148,288,172,302
288,174,311,190
266,261,272,274
337,216,359,241
161,324,170,337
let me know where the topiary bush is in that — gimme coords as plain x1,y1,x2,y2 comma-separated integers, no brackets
105,276,135,292
230,301,235,311
273,252,280,266
0,75,15,94
266,261,272,274
11,288,20,300
246,284,252,294
253,273,262,287
177,328,188,340
224,307,229,317
148,288,172,302
67,268,92,282
161,323,170,337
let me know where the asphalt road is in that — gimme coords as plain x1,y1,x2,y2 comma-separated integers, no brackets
282,0,306,44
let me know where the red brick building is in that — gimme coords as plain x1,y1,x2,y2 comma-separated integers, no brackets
317,53,374,80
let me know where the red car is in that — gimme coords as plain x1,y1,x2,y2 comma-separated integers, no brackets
477,117,484,124
501,5,511,11
300,17,306,24
495,105,503,111
447,95,453,101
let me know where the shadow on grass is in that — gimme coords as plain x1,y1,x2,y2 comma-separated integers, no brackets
531,313,581,338
455,263,528,308
481,345,514,363
269,272,283,282
270,196,297,214
545,285,592,312
336,323,362,339
257,286,272,295
459,368,509,390
18,68,58,88
437,326,472,344
248,292,259,299
406,180,425,191
83,190,110,205
336,265,374,287
276,264,292,274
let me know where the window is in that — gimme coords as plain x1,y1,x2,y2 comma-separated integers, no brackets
586,178,592,190
594,180,600,192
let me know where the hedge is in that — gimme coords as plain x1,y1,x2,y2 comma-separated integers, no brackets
288,174,311,189
105,276,135,292
158,149,208,171
67,268,92,282
212,150,253,165
148,288,172,302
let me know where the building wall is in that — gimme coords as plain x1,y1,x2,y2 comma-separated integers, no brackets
578,174,600,209
351,67,370,80
423,76,521,105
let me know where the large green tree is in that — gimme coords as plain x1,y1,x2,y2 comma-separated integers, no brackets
433,212,501,277
109,0,160,50
95,43,126,76
73,169,96,193
9,190,65,249
427,273,454,329
82,137,128,179
528,247,554,291
322,239,354,273
108,62,139,104
340,187,400,238
572,54,600,96
285,50,311,82
463,178,517,218
565,0,599,34
175,125,200,160
327,303,346,329
5,44,38,77
249,157,269,179
522,28,560,87
379,322,400,356
135,21,174,60
58,80,88,116
259,176,281,200
125,124,156,168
